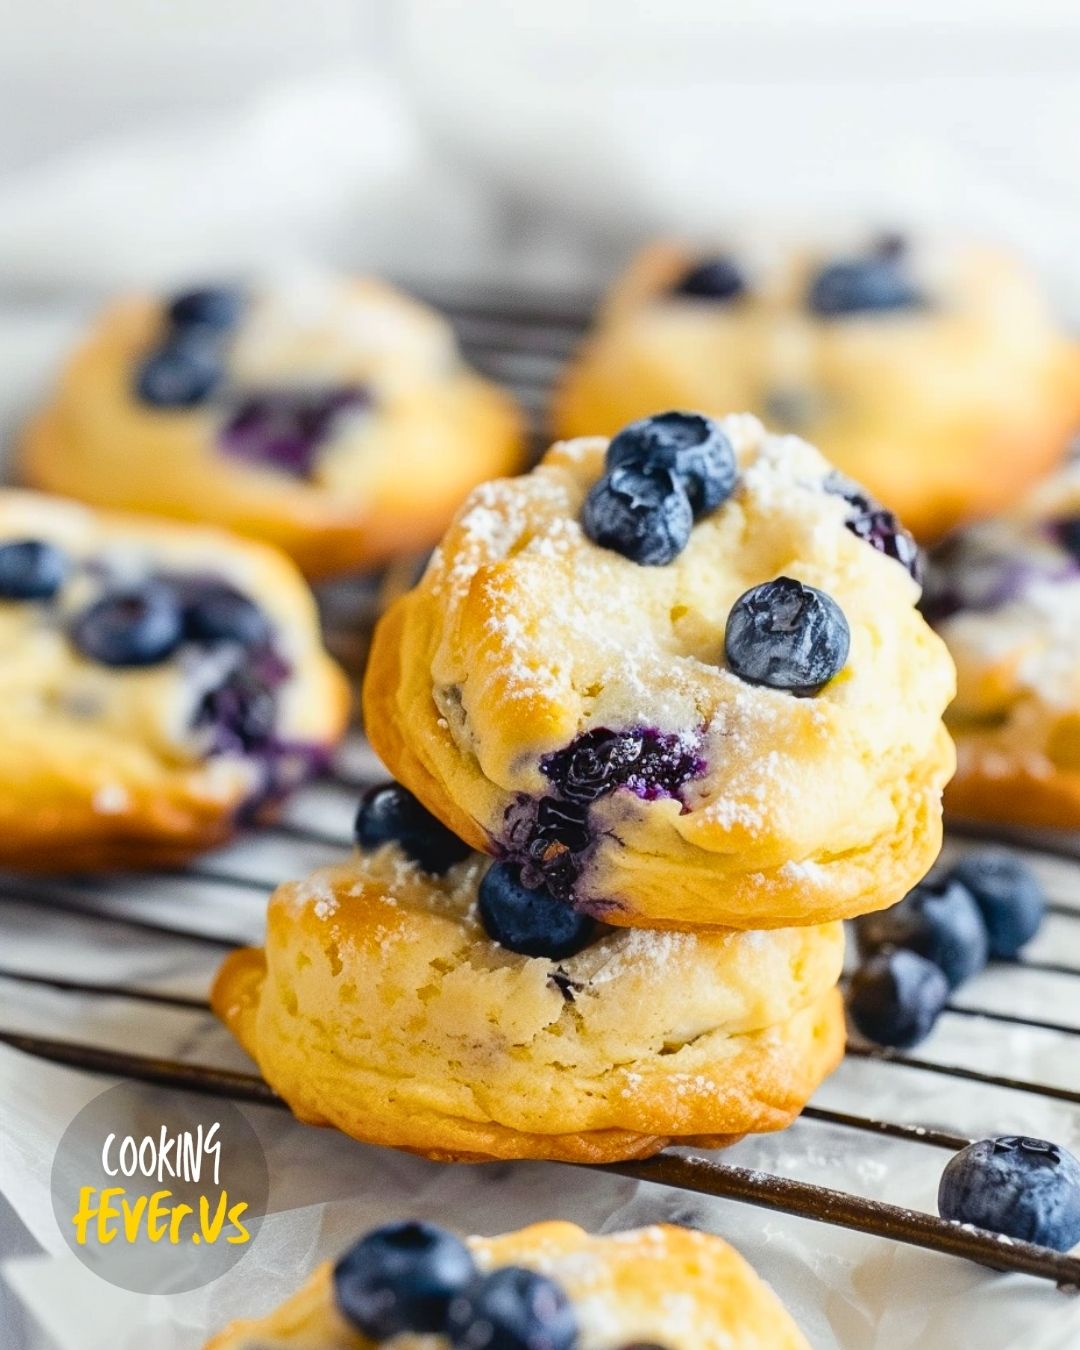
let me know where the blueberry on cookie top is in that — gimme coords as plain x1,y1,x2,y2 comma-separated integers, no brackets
364,412,955,930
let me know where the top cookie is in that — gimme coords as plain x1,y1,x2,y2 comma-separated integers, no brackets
926,460,1080,829
21,273,524,577
364,412,955,930
554,237,1080,540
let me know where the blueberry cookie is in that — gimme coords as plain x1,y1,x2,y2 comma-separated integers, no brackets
211,811,844,1163
205,1220,809,1349
21,274,524,578
925,461,1080,828
0,489,348,868
362,413,955,930
555,238,1080,540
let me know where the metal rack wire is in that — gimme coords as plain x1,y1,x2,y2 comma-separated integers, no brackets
3,289,1080,1292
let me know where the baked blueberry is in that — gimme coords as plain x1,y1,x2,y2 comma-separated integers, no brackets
605,412,737,517
825,472,922,582
938,1136,1080,1251
333,1220,477,1338
856,878,989,989
847,949,949,1048
355,782,471,874
583,462,693,566
135,338,223,408
541,727,704,805
166,286,244,332
194,665,279,755
807,253,923,318
1057,516,1080,560
182,583,272,648
447,1265,578,1350
671,255,746,303
218,385,371,478
70,583,184,667
724,576,850,696
478,862,598,960
947,850,1046,960
0,538,68,601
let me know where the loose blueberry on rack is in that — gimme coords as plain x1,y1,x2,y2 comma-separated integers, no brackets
135,337,224,408
938,1136,1080,1251
671,254,746,303
0,538,68,601
478,862,599,960
333,1221,477,1338
447,1265,578,1350
355,782,472,874
824,472,922,582
856,878,988,990
847,949,949,1049
70,582,184,667
582,462,693,566
724,576,850,696
807,247,923,317
947,850,1046,960
605,411,737,517
181,582,272,648
166,286,245,331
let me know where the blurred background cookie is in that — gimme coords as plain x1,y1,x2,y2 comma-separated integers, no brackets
555,238,1080,540
20,272,525,577
0,488,347,868
925,460,1080,829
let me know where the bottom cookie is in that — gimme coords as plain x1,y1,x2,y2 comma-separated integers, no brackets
212,831,845,1163
205,1219,809,1349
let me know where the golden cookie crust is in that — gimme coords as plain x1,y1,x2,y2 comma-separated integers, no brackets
932,462,1080,830
20,277,524,579
211,847,845,1163
363,416,955,930
205,1221,809,1350
0,490,348,869
554,240,1080,541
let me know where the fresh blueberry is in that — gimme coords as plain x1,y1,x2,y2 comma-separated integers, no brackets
218,385,371,478
447,1265,578,1350
70,583,184,667
947,851,1046,960
583,462,693,565
0,539,68,601
182,583,272,648
847,949,949,1048
825,472,922,582
166,286,245,331
671,255,746,303
355,782,471,874
807,253,923,318
333,1220,477,1338
605,412,737,517
724,576,850,696
938,1136,1080,1251
478,862,598,960
856,878,989,989
135,338,223,408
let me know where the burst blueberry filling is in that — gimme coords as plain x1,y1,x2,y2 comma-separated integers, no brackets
217,385,372,478
502,728,705,902
825,471,922,581
923,527,1080,623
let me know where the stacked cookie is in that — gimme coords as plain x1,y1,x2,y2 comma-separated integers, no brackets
213,411,956,1162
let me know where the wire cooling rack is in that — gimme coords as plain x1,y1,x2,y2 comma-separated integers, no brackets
3,288,1080,1293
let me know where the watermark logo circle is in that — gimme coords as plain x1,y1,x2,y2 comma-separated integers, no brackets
50,1082,269,1294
